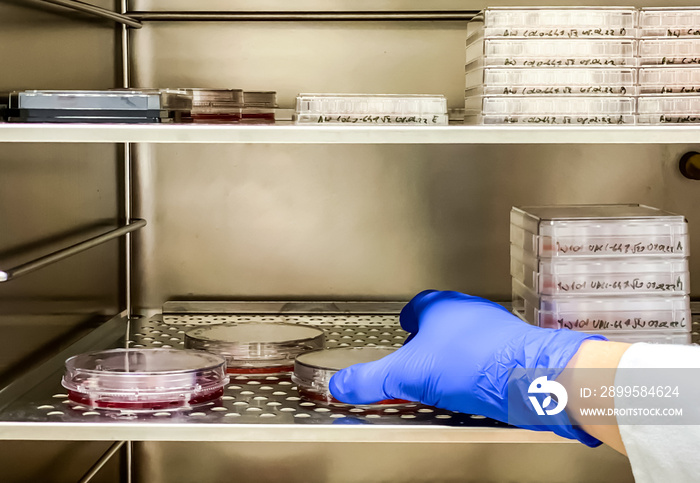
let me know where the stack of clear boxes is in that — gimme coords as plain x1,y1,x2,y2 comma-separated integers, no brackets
511,205,691,344
465,7,638,125
638,8,700,124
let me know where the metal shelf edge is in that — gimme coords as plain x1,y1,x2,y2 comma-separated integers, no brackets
1,124,700,144
0,422,572,443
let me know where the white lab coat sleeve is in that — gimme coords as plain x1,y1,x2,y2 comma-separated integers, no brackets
615,343,700,483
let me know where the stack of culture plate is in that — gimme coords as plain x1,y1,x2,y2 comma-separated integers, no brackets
7,90,169,123
294,93,448,125
638,7,700,124
510,205,691,344
464,7,638,125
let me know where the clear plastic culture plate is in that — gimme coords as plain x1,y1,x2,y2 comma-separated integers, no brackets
512,278,691,333
639,66,700,95
639,39,700,66
293,347,407,406
638,96,700,124
294,94,448,125
464,96,635,126
584,330,692,345
640,8,700,38
510,205,689,258
466,39,637,69
511,245,690,296
185,323,324,375
61,348,229,411
12,90,161,111
465,67,636,96
467,7,636,40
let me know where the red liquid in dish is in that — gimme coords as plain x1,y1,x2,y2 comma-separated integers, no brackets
187,113,241,123
227,364,294,375
68,388,225,411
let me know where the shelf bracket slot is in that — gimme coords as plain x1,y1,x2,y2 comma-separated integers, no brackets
36,0,142,28
0,219,146,282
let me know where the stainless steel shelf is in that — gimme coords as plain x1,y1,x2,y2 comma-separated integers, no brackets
2,123,700,144
1,303,695,442
0,305,564,443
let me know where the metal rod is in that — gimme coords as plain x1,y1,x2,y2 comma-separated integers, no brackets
78,441,125,483
127,11,477,22
0,219,147,282
37,0,142,28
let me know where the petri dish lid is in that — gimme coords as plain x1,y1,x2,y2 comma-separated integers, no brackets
294,347,396,388
185,323,325,366
62,348,228,396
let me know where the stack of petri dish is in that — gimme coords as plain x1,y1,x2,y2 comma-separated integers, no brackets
242,91,277,124
61,348,229,411
510,205,692,344
638,8,700,124
294,93,448,125
7,90,168,123
293,347,408,406
464,7,638,125
185,323,325,376
182,88,244,123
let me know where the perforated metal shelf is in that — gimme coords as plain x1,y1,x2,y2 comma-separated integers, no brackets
1,301,694,442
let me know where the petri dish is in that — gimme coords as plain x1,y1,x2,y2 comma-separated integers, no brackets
293,347,408,406
185,323,325,375
186,88,243,123
62,348,229,411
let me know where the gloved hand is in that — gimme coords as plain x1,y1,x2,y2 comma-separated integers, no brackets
329,290,606,446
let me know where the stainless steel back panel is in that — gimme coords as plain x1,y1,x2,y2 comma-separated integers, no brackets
133,143,700,311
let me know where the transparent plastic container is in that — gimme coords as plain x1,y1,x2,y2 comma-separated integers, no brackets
185,88,243,123
511,245,690,296
467,7,636,40
293,347,408,406
510,205,689,258
12,90,161,110
639,67,700,95
638,96,700,124
465,67,637,96
465,96,635,125
61,348,229,411
466,39,637,69
512,278,691,332
241,91,277,124
294,94,448,125
639,39,700,66
185,323,325,375
640,7,700,38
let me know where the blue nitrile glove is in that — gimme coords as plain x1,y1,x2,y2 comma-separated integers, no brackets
329,290,606,447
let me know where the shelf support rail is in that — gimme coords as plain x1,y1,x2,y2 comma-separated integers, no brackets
35,0,142,28
0,219,146,282
78,441,126,483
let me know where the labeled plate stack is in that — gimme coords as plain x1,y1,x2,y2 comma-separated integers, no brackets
638,7,700,124
511,205,691,344
294,94,448,125
465,7,638,125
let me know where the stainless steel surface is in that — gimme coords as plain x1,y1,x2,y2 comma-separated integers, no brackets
133,441,633,483
163,300,408,314
0,219,146,283
7,124,700,144
39,0,141,28
132,143,700,311
128,11,477,21
78,441,125,483
0,440,120,483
